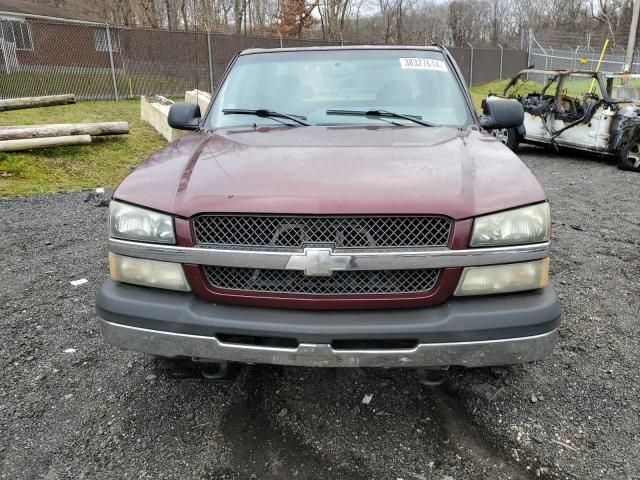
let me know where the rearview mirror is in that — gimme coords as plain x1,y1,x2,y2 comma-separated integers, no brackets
479,97,524,130
168,102,201,131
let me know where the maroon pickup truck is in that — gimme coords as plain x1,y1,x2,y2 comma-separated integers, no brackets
97,46,560,370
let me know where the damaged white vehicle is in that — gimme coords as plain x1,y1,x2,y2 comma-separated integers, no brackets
488,68,640,172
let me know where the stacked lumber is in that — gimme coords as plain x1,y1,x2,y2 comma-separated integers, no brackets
0,95,129,152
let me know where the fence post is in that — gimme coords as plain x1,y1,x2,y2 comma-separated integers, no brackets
527,30,533,81
498,43,503,80
105,25,119,100
467,42,474,86
207,30,214,95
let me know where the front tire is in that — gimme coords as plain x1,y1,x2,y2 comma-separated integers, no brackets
492,128,519,151
618,140,640,172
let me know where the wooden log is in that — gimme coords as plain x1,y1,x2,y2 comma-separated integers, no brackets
0,94,76,112
0,122,129,141
0,135,91,152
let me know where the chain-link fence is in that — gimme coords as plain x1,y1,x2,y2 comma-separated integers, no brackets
448,45,527,86
0,12,528,100
0,18,348,100
527,31,640,84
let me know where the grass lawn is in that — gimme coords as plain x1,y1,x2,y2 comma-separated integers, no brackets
469,80,513,110
0,100,167,197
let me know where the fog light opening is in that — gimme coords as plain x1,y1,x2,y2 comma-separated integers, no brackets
331,339,418,350
217,333,299,349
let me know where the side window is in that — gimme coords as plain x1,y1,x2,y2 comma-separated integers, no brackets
561,75,601,99
554,75,601,118
0,19,33,51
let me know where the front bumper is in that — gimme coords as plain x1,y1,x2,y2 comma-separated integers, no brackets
96,280,561,368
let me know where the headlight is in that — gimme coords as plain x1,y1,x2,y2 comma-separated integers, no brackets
109,253,191,291
454,258,549,296
471,203,550,247
109,201,175,244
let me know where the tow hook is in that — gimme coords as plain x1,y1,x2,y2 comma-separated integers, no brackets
416,367,449,387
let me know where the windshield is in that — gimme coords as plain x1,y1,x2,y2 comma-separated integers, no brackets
205,49,473,129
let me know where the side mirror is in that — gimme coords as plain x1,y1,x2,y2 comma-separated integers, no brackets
479,97,524,130
168,102,201,130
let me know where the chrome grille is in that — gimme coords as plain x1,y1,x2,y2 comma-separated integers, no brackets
203,266,440,295
193,215,452,249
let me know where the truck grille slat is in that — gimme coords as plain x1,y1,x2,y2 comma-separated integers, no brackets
193,215,451,250
203,266,440,295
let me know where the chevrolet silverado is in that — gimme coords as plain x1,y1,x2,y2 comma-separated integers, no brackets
96,46,560,371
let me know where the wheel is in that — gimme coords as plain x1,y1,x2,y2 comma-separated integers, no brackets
492,127,519,151
618,140,640,172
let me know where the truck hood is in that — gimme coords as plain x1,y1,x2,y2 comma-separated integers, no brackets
114,125,546,219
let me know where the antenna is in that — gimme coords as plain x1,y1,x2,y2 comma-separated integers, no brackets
192,0,199,105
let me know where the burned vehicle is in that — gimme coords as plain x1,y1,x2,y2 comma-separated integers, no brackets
96,46,560,372
490,68,640,172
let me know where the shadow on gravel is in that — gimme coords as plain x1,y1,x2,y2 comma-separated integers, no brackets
221,366,373,480
431,383,534,480
146,360,537,480
146,358,372,478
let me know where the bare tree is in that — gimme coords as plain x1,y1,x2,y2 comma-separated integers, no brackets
318,0,352,40
70,0,640,50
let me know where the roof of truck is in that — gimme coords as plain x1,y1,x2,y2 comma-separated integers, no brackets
516,68,640,77
239,45,444,55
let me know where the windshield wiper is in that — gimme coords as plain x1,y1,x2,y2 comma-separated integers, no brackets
326,109,436,127
222,108,310,126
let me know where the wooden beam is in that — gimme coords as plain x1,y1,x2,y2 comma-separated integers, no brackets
0,122,129,141
0,135,91,152
0,94,76,112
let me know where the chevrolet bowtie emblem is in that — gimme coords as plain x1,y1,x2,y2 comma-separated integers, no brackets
285,248,352,277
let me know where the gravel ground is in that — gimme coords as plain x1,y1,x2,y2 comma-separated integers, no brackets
1,147,639,480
